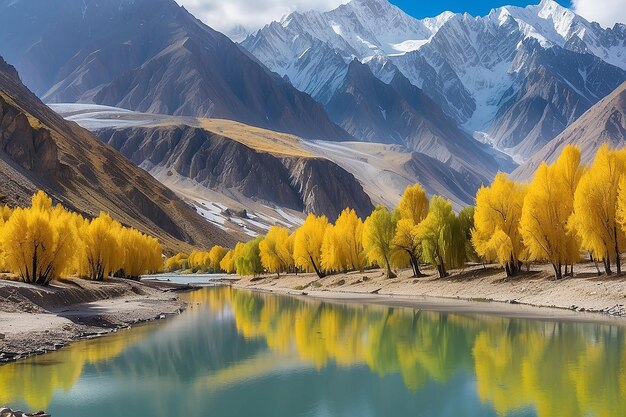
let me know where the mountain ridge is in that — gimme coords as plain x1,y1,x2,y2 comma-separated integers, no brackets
0,0,351,142
242,0,626,162
513,81,626,180
0,55,234,252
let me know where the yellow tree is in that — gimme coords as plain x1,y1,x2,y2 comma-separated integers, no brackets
392,219,423,277
393,183,430,277
164,253,188,271
321,224,346,273
416,196,465,278
520,164,564,279
0,191,77,285
80,212,123,281
188,251,210,270
398,183,429,224
293,214,328,278
521,146,583,279
208,246,228,272
220,250,236,273
472,173,527,276
551,145,584,275
572,144,626,275
259,226,292,277
0,205,12,223
363,206,398,278
334,208,366,272
120,228,162,279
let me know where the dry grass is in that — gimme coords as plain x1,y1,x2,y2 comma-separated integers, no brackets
196,118,316,158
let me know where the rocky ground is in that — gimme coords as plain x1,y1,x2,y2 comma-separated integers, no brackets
0,277,188,362
0,408,49,417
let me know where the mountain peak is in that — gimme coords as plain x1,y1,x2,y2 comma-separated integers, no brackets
535,0,577,23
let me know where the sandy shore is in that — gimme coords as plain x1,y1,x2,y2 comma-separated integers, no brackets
0,277,188,362
233,262,626,323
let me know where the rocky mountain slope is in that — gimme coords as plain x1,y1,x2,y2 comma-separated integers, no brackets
96,125,374,222
51,104,483,211
0,56,233,252
242,0,626,162
514,81,626,180
323,60,514,179
0,0,350,141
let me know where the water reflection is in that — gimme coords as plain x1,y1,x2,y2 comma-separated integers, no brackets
0,286,625,417
187,288,626,417
0,324,153,410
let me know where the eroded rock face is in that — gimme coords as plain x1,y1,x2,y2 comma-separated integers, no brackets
0,95,61,175
283,157,374,220
97,125,374,221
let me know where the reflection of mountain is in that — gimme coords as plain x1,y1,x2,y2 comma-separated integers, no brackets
3,287,626,417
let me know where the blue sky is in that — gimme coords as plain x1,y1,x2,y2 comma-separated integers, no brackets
388,0,569,19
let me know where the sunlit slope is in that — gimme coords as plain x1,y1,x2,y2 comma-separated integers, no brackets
196,119,315,158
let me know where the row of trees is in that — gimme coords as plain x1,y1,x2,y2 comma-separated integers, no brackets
170,183,475,279
0,191,162,285
169,144,626,281
164,246,230,273
474,144,626,279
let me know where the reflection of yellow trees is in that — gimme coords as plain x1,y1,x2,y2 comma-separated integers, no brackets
195,287,476,390
4,287,626,417
198,288,626,416
473,322,626,417
0,325,150,410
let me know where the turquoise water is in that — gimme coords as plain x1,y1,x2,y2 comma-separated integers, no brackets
1,285,625,417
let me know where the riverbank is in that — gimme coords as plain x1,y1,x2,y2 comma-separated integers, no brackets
233,262,626,322
0,277,188,362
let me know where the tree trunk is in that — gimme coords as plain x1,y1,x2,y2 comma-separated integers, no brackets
604,257,612,275
407,251,421,277
552,263,562,280
32,247,38,285
384,255,396,279
591,252,601,276
614,226,621,276
506,256,520,277
437,263,447,278
310,256,325,279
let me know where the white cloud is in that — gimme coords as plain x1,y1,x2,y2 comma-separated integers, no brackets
177,0,348,39
572,0,626,28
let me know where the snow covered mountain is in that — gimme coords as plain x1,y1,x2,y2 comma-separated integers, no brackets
242,0,626,162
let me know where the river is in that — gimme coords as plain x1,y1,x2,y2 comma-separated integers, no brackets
1,284,625,416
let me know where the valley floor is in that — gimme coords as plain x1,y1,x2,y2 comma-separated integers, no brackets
0,277,187,362
233,262,626,323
